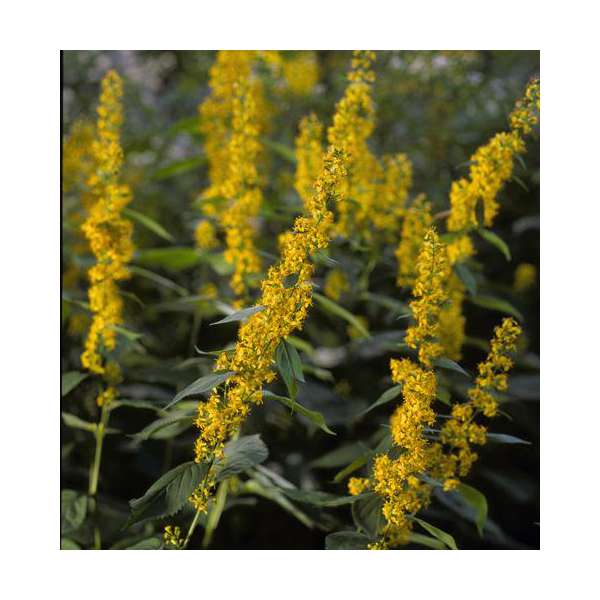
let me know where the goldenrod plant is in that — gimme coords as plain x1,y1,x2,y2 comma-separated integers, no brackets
61,51,540,550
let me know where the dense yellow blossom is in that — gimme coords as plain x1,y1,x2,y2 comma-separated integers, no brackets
283,52,320,95
62,120,95,193
323,268,349,301
438,273,466,361
198,51,273,299
348,477,370,496
368,359,437,544
80,70,134,407
405,227,451,367
446,80,540,264
432,318,522,487
326,51,412,241
295,114,324,208
514,262,537,292
194,219,218,250
193,147,348,464
395,195,432,287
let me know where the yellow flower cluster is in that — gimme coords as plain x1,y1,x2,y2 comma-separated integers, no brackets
395,194,432,288
198,51,273,299
194,219,218,250
405,227,451,367
323,268,350,302
163,525,184,549
295,114,324,209
349,229,454,547
432,318,522,488
509,78,540,135
438,273,466,361
62,120,95,193
446,79,540,265
283,52,320,96
514,262,537,292
193,147,348,465
80,70,134,405
365,358,438,546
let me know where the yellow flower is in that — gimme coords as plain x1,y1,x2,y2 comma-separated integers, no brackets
163,525,184,549
432,317,522,485
405,227,451,367
446,80,540,265
195,220,218,250
395,194,432,288
283,52,320,95
62,120,95,193
323,268,349,302
348,477,370,496
438,273,466,361
295,114,324,209
193,147,348,464
198,52,271,299
514,262,537,292
80,70,134,407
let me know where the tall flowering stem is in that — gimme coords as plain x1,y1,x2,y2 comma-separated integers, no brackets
81,70,134,406
78,70,134,548
327,51,412,242
198,51,277,301
446,78,540,265
190,147,348,514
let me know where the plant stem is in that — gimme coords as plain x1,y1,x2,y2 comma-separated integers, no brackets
202,479,229,549
182,506,203,550
88,402,110,549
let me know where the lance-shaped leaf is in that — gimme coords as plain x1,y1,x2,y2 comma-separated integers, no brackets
214,434,269,481
210,305,265,326
165,371,235,409
263,391,335,435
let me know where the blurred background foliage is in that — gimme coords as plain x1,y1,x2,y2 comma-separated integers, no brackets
61,50,539,549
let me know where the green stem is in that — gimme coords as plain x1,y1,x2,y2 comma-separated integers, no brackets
202,479,229,549
182,506,203,550
88,402,109,549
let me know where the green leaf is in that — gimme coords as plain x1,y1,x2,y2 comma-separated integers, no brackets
359,384,402,417
61,412,96,433
166,371,235,409
128,461,209,527
261,138,297,164
124,537,162,550
285,335,315,356
130,414,194,442
310,443,366,469
136,247,201,271
413,517,457,549
281,489,371,507
352,493,384,538
61,371,88,397
486,432,531,445
433,357,471,379
214,434,269,481
361,292,410,316
123,207,175,242
512,174,529,192
325,531,372,550
263,391,335,435
152,156,206,180
458,483,488,536
453,262,477,296
210,305,265,326
314,292,369,338
478,228,511,261
408,532,446,549
436,386,451,406
129,265,188,296
275,339,305,399
470,294,524,321
60,538,81,550
61,490,87,535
